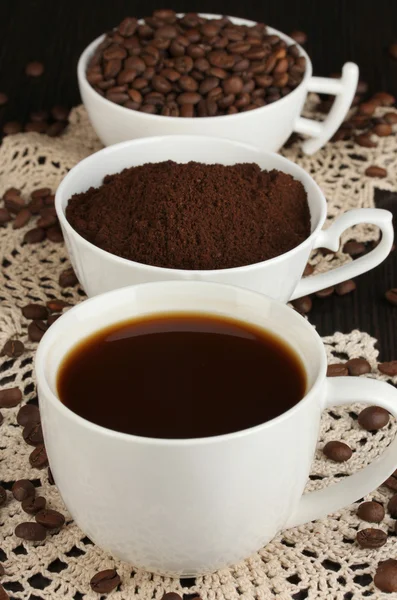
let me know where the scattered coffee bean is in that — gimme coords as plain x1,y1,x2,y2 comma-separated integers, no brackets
15,521,46,542
12,479,35,501
22,303,49,320
358,406,390,431
323,440,352,462
3,121,22,135
59,267,78,288
51,105,69,121
375,559,397,593
315,286,335,298
357,501,385,523
0,387,22,408
345,358,371,376
388,494,397,518
292,295,312,314
28,197,44,214
23,227,46,244
372,92,395,106
17,404,40,427
373,123,393,136
335,280,356,296
161,594,182,600
47,314,61,326
2,339,24,358
290,30,307,44
365,165,387,178
46,121,67,137
0,411,3,426
23,421,44,446
355,133,377,147
384,470,397,491
35,508,65,530
327,363,348,377
379,360,397,376
48,468,55,486
385,289,397,306
22,495,46,515
384,112,397,124
343,240,366,257
46,226,63,243
13,208,32,229
356,528,387,549
0,92,8,106
0,208,11,224
303,263,314,277
29,444,48,469
90,569,121,594
46,299,70,312
28,319,48,342
25,61,44,77
4,193,24,214
0,485,6,507
31,188,51,199
0,584,9,600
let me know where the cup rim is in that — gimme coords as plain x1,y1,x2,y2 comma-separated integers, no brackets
55,135,327,274
77,14,313,124
35,281,327,446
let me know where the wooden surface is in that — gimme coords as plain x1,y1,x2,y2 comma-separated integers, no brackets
0,0,396,358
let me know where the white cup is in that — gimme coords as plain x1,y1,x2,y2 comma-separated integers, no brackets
36,281,397,576
56,136,394,302
78,14,358,154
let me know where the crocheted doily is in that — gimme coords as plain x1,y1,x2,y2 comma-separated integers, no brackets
0,104,397,599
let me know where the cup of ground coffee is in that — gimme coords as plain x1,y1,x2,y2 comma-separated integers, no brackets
36,280,397,575
78,12,358,154
56,136,393,300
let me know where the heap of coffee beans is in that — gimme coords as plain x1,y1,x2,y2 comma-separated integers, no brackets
86,10,306,117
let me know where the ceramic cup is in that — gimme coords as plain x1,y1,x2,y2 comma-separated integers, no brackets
56,136,394,301
78,14,358,154
36,281,397,575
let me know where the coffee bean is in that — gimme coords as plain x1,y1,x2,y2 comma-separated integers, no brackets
28,197,44,214
0,387,22,408
59,267,78,288
22,303,49,320
29,444,48,469
46,226,63,243
0,584,9,600
90,569,121,594
4,193,25,214
25,61,44,76
358,406,390,431
0,92,8,105
375,559,397,593
292,295,312,314
17,404,40,427
343,240,366,257
383,470,397,491
161,594,182,600
315,286,335,298
12,479,35,501
356,528,387,549
327,363,348,377
22,495,46,515
289,30,307,44
385,288,397,305
51,105,69,121
13,208,32,229
388,494,397,517
0,208,11,224
379,361,397,376
35,508,65,530
23,227,46,244
15,521,46,542
47,313,61,326
372,92,395,106
365,165,388,178
303,263,314,277
46,299,70,312
3,187,21,201
355,133,377,148
345,358,371,376
358,102,376,116
357,501,385,523
23,421,44,446
31,188,51,199
28,320,48,342
0,486,6,507
2,339,24,358
335,280,356,296
47,121,67,137
323,440,352,462
373,123,393,136
0,411,3,426
384,112,397,124
3,121,22,135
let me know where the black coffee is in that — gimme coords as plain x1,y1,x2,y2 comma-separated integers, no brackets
57,313,307,439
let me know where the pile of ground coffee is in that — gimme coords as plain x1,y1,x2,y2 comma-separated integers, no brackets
66,161,310,270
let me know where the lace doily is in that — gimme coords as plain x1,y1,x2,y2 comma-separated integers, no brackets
0,103,397,599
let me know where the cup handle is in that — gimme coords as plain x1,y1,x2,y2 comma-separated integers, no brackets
293,62,359,155
290,208,394,301
284,377,397,529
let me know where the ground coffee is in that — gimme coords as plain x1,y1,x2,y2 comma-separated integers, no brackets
66,161,310,270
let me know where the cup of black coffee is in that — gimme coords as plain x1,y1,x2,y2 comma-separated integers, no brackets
35,281,397,575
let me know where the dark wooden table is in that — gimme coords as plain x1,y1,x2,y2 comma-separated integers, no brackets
1,0,397,358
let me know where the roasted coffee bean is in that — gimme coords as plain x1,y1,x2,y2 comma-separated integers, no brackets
388,494,397,517
46,299,70,312
335,280,356,296
327,363,348,377
375,559,397,593
358,102,376,116
0,584,9,600
59,268,78,288
291,295,312,314
15,521,46,542
385,288,397,305
161,594,182,600
4,193,25,214
46,121,67,137
345,358,371,376
0,411,3,426
28,319,48,342
17,404,40,427
3,121,22,135
373,123,393,136
28,197,44,214
0,485,6,507
12,479,35,501
0,208,11,224
23,421,43,446
355,133,377,148
358,406,390,431
23,227,46,244
384,112,397,124
343,240,366,257
22,496,46,515
25,121,48,133
315,286,335,298
2,339,24,358
365,165,387,178
47,313,61,327
384,470,397,491
323,440,352,462
29,444,48,469
372,92,395,106
35,508,65,530
90,569,121,594
51,105,69,121
303,263,314,277
3,187,21,201
379,360,397,376
46,226,63,243
290,30,307,44
0,92,8,105
13,208,32,229
356,528,387,549
22,304,49,320
357,501,385,523
0,387,22,408
25,61,44,76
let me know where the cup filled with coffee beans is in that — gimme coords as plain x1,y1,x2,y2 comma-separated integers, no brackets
78,11,358,153
36,280,397,575
55,136,393,300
